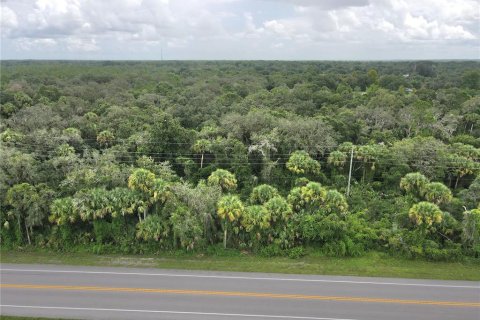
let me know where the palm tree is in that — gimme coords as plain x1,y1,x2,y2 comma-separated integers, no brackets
287,182,327,213
264,196,292,223
408,201,443,229
355,144,381,182
249,184,279,205
448,143,480,188
192,139,212,169
325,190,349,215
49,197,78,225
128,168,156,193
128,168,156,220
96,130,115,148
327,150,347,169
400,172,429,196
286,150,320,175
241,205,271,234
217,195,244,248
208,169,237,193
423,182,452,205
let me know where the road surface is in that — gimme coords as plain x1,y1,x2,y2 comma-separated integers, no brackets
1,263,479,320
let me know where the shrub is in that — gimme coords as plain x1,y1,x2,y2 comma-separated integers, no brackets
286,246,305,259
259,244,283,257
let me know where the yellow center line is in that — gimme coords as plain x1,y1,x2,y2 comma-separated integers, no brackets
1,283,479,308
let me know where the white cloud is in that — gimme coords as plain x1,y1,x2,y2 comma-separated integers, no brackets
16,38,57,50
66,38,99,51
0,0,478,59
0,5,19,34
274,0,370,9
269,0,478,44
403,13,475,40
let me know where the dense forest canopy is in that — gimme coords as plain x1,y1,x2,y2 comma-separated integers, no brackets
1,60,479,260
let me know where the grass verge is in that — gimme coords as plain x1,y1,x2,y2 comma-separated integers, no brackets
1,249,479,281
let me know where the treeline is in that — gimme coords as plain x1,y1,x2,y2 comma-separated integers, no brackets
0,60,479,261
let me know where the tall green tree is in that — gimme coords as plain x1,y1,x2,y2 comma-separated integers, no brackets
408,201,443,231
423,182,452,205
286,150,321,175
208,169,237,193
462,207,480,249
249,184,279,205
5,183,50,244
217,195,244,248
192,139,212,169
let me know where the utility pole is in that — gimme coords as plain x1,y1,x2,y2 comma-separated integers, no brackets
346,145,354,197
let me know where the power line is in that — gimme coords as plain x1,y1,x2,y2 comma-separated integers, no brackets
5,141,479,164
5,147,480,172
5,141,480,163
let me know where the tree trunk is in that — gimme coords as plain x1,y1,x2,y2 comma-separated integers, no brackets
223,220,227,249
17,216,22,243
143,207,148,220
455,176,460,189
24,221,31,245
203,214,208,240
200,153,204,169
123,213,128,234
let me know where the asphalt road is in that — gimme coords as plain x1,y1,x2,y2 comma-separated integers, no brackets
1,263,479,320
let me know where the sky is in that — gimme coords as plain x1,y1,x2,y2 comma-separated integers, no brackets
0,0,479,60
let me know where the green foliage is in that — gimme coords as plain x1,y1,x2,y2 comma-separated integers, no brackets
5,183,53,244
0,102,17,117
462,208,480,249
49,197,78,225
1,60,478,260
327,150,347,168
423,182,452,205
96,130,115,148
325,190,349,215
217,195,244,222
208,169,237,192
136,215,169,243
286,246,306,258
408,201,443,229
242,205,271,233
0,129,24,143
128,168,156,193
264,196,292,222
170,205,203,250
249,184,279,204
192,139,212,168
259,244,284,257
286,150,321,175
400,172,429,196
288,182,327,213
462,70,480,89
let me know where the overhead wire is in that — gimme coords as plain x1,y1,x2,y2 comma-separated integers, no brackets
5,142,479,171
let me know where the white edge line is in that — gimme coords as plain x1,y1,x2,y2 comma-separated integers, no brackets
0,304,357,320
1,268,478,289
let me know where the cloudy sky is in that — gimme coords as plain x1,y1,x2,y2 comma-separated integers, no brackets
1,0,479,60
